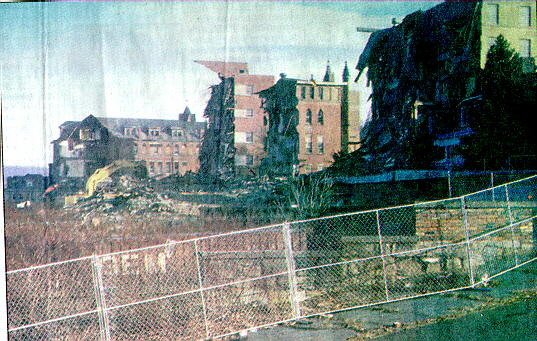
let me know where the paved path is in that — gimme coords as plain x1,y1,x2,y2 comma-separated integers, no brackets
246,261,537,340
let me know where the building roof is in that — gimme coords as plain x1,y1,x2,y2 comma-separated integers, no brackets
195,60,249,78
54,115,206,144
323,61,335,82
51,121,79,143
95,117,206,142
95,117,204,131
355,1,479,79
258,75,347,97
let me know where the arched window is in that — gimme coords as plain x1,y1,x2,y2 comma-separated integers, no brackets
317,135,324,154
306,109,312,124
305,134,313,153
318,110,324,125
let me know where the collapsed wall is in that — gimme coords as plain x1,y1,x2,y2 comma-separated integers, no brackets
258,78,300,176
356,1,483,169
199,77,236,180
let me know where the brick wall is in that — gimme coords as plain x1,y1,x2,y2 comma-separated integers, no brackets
135,140,200,176
415,201,536,241
233,74,274,175
296,82,344,174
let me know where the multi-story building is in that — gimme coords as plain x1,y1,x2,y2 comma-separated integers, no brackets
195,61,274,178
258,63,360,175
481,1,536,71
355,1,536,170
49,107,206,186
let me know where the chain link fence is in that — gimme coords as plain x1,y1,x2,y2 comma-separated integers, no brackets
7,175,537,340
445,170,536,198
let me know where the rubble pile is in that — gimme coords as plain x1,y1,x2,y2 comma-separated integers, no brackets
68,175,175,215
65,174,288,220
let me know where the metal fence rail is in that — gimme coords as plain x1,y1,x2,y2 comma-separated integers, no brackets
7,175,537,340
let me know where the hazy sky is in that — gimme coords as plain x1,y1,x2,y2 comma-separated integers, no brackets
0,1,440,168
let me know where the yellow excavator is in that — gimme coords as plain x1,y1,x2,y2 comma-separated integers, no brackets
64,160,146,206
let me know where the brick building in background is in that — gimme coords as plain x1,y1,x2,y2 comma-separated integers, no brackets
259,62,360,175
196,61,274,178
49,107,206,186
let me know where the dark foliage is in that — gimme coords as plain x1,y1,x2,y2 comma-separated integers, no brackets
462,35,536,170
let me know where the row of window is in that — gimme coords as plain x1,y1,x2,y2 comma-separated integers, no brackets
124,127,185,137
302,109,324,125
487,37,532,58
304,135,324,154
237,107,326,125
136,143,197,155
80,129,100,140
235,84,255,96
300,86,340,101
234,108,255,118
148,161,189,174
486,4,532,27
489,37,531,58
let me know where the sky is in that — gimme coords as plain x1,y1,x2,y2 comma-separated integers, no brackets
0,1,441,169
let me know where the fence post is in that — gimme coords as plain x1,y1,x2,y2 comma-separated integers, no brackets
193,240,210,338
375,211,390,301
461,197,475,287
447,171,452,198
92,255,111,341
505,185,520,266
491,173,495,202
282,223,301,319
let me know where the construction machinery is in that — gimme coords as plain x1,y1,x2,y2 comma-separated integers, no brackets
63,160,146,206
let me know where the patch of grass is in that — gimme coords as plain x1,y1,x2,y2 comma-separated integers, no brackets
411,272,470,294
366,306,400,313
520,266,537,275
453,293,492,301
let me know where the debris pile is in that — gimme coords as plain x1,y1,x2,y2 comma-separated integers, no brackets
64,173,289,220
68,175,176,215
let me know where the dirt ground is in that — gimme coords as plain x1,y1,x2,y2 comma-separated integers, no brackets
245,261,537,340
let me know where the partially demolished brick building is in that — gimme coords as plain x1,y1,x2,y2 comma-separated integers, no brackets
356,1,536,170
196,61,274,178
50,108,206,186
258,63,360,175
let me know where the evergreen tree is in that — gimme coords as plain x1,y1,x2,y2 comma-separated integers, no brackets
463,35,536,170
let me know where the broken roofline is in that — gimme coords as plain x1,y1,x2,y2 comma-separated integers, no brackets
194,60,249,77
354,1,480,81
